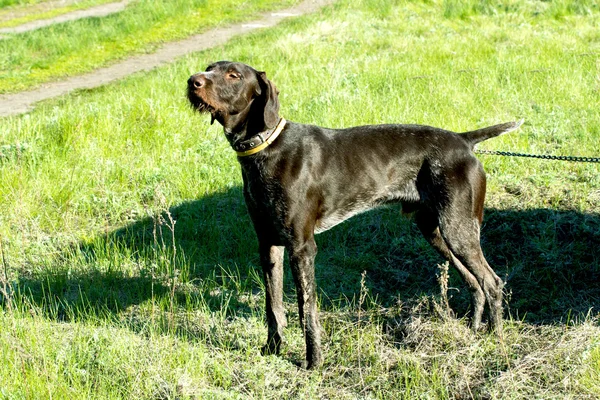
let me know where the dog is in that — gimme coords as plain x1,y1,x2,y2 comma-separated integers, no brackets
187,61,522,369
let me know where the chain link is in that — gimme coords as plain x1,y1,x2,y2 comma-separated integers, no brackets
474,149,600,163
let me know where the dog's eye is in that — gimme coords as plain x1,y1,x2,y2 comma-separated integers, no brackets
227,73,241,80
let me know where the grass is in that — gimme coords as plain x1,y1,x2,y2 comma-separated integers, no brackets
1,0,600,397
0,0,116,29
0,0,297,94
0,0,48,8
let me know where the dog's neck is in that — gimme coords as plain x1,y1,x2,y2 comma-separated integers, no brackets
229,117,286,156
221,100,279,152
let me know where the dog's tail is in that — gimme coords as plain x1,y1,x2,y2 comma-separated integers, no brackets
461,119,524,148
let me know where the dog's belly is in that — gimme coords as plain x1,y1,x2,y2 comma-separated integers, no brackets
314,203,373,234
313,182,420,234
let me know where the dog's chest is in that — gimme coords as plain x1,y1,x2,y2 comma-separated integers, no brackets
241,164,285,212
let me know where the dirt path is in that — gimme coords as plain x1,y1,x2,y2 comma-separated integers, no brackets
0,0,332,117
0,1,130,34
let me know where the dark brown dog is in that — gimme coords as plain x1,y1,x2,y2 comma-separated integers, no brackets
187,61,522,369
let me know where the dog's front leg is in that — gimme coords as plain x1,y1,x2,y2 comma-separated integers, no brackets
289,237,322,369
260,244,287,356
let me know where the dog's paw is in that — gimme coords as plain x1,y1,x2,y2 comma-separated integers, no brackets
294,359,323,370
294,359,310,369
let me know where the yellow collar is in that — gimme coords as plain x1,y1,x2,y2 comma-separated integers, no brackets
235,118,287,157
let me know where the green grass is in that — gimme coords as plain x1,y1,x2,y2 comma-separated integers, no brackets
1,0,600,398
0,0,47,8
0,0,116,29
0,0,297,94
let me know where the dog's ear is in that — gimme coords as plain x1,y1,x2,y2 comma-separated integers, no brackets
257,71,280,129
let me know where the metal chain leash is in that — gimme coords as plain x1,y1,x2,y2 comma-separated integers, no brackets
475,149,600,163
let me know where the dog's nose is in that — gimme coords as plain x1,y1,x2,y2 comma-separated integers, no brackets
188,74,206,89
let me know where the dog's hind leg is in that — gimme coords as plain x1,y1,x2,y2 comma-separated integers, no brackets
415,210,486,331
288,237,322,369
440,222,503,335
437,189,504,334
260,244,287,356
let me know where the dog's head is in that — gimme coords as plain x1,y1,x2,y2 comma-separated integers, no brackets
187,61,280,137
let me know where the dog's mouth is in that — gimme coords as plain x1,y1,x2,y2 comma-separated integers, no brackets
187,88,213,113
187,88,221,124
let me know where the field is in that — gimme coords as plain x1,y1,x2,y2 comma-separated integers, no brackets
1,0,599,398
0,0,116,29
0,0,296,94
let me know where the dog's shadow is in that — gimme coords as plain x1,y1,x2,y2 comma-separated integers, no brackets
16,186,600,328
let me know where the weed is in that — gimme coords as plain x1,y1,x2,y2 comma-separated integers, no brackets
436,261,452,318
0,234,12,311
